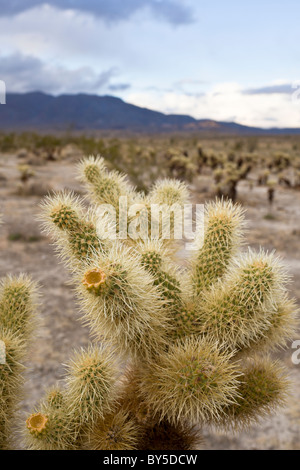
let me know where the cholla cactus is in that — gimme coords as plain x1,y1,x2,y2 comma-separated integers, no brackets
213,161,251,202
24,156,298,450
166,152,196,182
0,215,39,450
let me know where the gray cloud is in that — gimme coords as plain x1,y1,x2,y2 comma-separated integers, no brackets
108,83,131,91
243,84,293,95
0,53,120,94
0,0,194,25
174,79,208,87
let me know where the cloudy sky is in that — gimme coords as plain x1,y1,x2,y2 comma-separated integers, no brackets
1,0,300,127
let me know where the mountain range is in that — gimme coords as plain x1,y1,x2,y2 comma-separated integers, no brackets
0,92,300,135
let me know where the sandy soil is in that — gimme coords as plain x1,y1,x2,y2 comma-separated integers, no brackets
0,152,299,450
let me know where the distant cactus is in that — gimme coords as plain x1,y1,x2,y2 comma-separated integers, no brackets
213,160,251,202
21,156,297,450
17,164,35,184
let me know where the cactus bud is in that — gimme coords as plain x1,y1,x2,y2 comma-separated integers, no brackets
82,268,107,294
46,387,64,410
26,413,48,438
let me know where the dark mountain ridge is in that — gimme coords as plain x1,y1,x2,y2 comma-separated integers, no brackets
0,91,299,135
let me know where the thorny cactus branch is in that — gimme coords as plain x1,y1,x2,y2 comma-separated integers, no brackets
0,216,40,450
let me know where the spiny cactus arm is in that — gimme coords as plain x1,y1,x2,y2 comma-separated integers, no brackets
137,420,203,451
75,244,169,360
191,199,245,295
77,155,137,209
64,345,119,427
238,295,299,355
45,385,65,410
117,366,203,450
216,358,290,431
117,364,162,432
40,191,112,268
139,240,183,303
139,337,241,425
148,179,189,206
168,301,204,342
0,329,26,449
85,410,141,450
25,346,120,450
142,179,190,249
77,156,159,246
0,274,39,342
138,240,200,341
0,275,39,450
198,250,288,351
24,398,75,450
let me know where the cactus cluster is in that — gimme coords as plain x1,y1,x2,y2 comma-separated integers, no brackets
20,155,298,450
0,153,296,450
